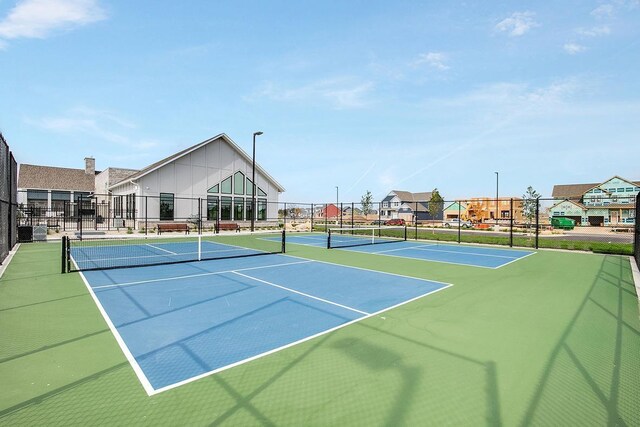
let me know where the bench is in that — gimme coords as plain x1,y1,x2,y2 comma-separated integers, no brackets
215,222,240,233
157,223,190,235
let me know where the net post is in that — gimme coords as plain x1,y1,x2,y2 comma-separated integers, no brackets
404,225,407,241
66,236,71,273
282,229,286,253
327,229,331,249
61,235,67,274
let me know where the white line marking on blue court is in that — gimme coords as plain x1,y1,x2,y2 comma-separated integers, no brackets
232,271,371,316
91,259,315,290
373,245,522,259
146,243,177,255
151,279,452,395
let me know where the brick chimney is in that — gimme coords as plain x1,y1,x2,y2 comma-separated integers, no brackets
85,157,95,175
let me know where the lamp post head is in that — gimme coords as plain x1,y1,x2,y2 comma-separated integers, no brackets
253,131,263,137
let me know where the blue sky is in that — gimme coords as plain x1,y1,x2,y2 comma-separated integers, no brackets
1,1,639,203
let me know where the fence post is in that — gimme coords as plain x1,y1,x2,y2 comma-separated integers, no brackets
340,203,343,229
378,202,382,237
284,203,287,229
458,201,461,244
311,203,314,231
198,198,202,234
351,202,354,230
78,194,83,238
325,204,328,233
107,200,111,232
145,196,148,236
63,200,66,231
414,201,418,240
510,198,514,247
535,198,540,249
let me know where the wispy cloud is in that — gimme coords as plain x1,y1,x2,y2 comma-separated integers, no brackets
591,4,614,18
254,78,374,109
564,43,587,55
26,107,159,151
575,25,610,37
0,0,105,47
412,52,450,70
494,11,539,37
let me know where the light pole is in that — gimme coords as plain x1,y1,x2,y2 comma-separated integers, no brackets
251,131,263,232
495,171,499,223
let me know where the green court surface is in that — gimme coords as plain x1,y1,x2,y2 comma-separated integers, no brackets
1,240,639,426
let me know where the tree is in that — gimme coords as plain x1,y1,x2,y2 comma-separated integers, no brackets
361,190,373,215
522,186,540,227
429,188,444,219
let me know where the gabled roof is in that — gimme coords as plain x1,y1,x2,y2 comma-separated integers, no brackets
110,133,285,192
552,176,640,199
389,190,434,202
18,164,96,192
550,199,587,210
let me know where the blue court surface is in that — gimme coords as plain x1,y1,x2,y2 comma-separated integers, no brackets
283,233,535,268
79,254,451,395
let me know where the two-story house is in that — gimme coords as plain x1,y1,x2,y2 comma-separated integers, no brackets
380,190,442,223
550,176,639,226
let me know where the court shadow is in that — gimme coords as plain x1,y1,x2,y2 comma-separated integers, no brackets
519,255,639,426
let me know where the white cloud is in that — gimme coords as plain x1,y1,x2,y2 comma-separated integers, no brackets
0,0,105,43
495,11,539,37
564,43,587,54
591,4,614,18
26,107,158,151
255,78,374,109
575,25,610,37
413,52,450,70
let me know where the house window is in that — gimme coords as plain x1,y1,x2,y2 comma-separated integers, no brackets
617,188,624,192
51,191,70,211
234,198,244,220
626,187,633,192
383,202,388,208
234,172,245,195
220,197,232,220
221,176,232,194
207,196,219,221
160,193,174,220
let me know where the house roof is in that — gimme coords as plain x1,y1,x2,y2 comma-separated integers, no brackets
110,133,285,192
390,190,433,202
550,199,587,210
552,176,640,199
18,164,96,192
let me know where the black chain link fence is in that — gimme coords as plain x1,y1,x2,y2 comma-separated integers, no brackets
0,133,18,265
15,189,638,258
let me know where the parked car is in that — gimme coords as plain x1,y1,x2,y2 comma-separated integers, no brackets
370,219,385,225
384,218,405,226
443,218,473,228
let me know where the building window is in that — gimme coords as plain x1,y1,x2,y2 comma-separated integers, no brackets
126,194,136,219
114,196,123,217
617,188,624,192
220,197,232,220
234,172,245,195
208,184,219,193
246,178,254,196
234,198,244,220
258,187,267,197
51,191,70,211
221,176,232,194
27,190,48,215
258,199,267,220
246,199,254,220
207,196,219,221
626,188,633,192
160,193,174,220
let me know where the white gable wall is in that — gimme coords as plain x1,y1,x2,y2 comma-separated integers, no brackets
123,138,280,221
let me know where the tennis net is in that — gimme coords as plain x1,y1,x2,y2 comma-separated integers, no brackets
62,230,285,272
327,226,407,249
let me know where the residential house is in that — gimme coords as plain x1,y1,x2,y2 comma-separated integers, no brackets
443,201,468,220
551,176,639,225
380,190,443,223
465,198,524,223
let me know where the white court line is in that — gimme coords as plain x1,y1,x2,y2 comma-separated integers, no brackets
146,243,177,255
338,248,501,269
373,245,522,260
232,271,370,316
494,251,537,269
152,280,453,395
91,260,315,290
74,264,155,395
